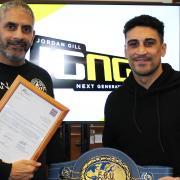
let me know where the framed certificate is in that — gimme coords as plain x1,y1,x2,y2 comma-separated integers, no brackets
0,75,69,163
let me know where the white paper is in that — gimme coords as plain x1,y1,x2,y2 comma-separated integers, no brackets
0,84,61,163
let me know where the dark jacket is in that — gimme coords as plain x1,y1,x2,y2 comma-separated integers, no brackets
103,63,180,176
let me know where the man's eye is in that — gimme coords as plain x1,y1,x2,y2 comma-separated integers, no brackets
144,40,156,47
6,24,16,31
22,26,32,33
127,41,139,48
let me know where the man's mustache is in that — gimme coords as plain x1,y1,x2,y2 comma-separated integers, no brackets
7,39,30,51
133,55,152,61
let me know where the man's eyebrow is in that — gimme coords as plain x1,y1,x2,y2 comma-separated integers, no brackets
22,24,33,28
5,21,16,25
127,39,138,44
5,21,32,25
145,38,156,41
127,38,157,43
3,21,16,27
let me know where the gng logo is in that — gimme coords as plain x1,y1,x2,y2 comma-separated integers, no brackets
30,35,131,91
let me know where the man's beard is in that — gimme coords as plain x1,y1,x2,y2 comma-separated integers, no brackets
0,39,31,62
130,55,160,77
133,64,160,77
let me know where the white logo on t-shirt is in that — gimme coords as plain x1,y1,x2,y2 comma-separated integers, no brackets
31,78,47,92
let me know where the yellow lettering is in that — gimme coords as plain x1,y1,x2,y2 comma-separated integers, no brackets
87,54,112,81
112,57,131,82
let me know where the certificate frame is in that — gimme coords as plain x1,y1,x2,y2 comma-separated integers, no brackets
0,75,69,162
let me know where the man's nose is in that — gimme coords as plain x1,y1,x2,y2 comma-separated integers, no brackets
136,44,147,54
13,27,24,39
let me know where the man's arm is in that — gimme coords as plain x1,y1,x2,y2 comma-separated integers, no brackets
9,160,41,180
0,159,41,180
0,159,12,179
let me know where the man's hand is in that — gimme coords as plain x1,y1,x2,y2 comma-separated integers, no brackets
159,177,180,180
9,160,41,180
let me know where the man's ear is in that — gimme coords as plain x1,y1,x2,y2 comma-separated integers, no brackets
31,30,35,46
124,44,128,58
161,43,167,57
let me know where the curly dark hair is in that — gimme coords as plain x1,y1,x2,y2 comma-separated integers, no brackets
123,15,164,43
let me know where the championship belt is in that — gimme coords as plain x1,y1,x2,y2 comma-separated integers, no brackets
48,147,173,180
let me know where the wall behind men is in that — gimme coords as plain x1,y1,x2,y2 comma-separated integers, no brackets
30,0,173,3
114,0,172,2
57,0,173,3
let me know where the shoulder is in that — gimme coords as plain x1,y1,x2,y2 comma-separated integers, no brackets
26,61,50,76
0,160,12,179
25,61,54,97
25,61,53,83
108,85,126,97
106,85,126,104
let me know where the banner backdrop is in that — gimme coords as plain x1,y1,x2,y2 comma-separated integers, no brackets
29,4,180,121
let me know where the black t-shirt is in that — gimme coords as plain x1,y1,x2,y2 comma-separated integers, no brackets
0,60,54,99
0,60,61,180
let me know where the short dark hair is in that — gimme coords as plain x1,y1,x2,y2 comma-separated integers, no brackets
0,0,35,25
123,15,164,42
